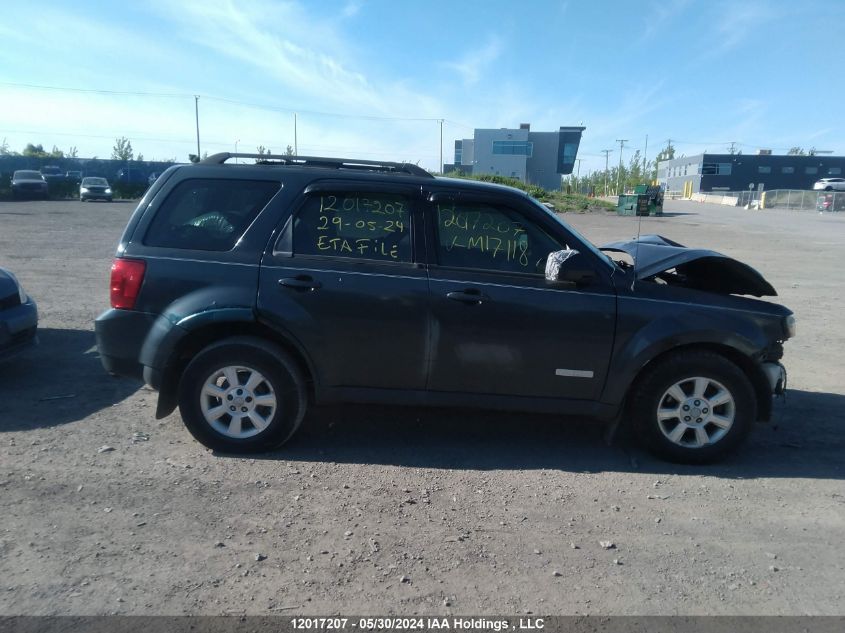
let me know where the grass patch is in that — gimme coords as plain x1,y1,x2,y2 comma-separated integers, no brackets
442,171,615,213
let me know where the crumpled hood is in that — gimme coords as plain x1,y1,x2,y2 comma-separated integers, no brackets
602,234,777,297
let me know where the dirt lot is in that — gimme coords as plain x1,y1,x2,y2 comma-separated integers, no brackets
0,198,843,616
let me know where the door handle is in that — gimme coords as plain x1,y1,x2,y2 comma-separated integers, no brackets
446,289,486,305
278,276,322,291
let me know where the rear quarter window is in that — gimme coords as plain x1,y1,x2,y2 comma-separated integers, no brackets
144,178,280,251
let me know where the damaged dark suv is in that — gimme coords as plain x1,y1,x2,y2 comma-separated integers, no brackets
95,154,793,463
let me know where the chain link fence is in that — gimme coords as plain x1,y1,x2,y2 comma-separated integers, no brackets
679,189,845,212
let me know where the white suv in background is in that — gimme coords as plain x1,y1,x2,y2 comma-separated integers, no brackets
813,177,845,191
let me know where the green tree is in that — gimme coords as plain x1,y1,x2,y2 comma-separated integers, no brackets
0,138,10,155
67,146,78,158
50,145,64,158
136,153,144,162
112,137,134,161
654,142,675,163
23,143,48,158
284,144,295,156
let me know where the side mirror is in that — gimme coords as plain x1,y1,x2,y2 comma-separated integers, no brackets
545,249,596,285
544,249,578,281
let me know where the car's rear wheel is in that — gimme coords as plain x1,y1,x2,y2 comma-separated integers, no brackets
629,350,756,464
178,337,307,453
825,186,833,191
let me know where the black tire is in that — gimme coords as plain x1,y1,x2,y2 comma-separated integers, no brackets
178,336,307,453
825,186,833,191
628,350,757,464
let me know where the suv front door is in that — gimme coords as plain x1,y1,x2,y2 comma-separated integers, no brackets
258,183,429,396
423,193,616,401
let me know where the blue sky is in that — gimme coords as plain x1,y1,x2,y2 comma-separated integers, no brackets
0,0,842,175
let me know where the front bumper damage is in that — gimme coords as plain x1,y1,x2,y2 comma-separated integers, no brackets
761,362,787,395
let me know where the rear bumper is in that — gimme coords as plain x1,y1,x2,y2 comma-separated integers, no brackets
95,308,158,382
0,298,39,361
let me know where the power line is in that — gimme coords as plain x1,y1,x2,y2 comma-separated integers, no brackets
0,80,447,124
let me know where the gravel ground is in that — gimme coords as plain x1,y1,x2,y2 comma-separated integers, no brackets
0,198,843,616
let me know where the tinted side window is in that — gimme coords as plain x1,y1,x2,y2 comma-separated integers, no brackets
434,201,565,274
293,193,411,262
145,178,279,251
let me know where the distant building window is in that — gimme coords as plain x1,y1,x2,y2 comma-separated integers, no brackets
492,140,533,156
805,166,818,175
455,149,463,164
782,166,794,174
758,166,771,174
829,167,842,175
702,163,731,175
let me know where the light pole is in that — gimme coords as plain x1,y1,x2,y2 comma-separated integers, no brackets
235,139,240,163
194,95,201,159
602,149,613,196
615,139,628,195
438,119,444,174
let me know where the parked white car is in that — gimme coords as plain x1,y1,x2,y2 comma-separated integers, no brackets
813,177,845,191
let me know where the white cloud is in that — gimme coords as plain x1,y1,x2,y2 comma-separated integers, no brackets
342,0,363,18
444,37,503,86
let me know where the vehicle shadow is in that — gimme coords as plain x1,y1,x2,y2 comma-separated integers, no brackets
0,327,141,431
239,389,845,480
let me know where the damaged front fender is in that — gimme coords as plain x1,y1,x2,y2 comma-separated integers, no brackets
602,234,777,297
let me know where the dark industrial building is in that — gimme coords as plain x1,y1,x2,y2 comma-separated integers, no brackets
658,153,845,194
444,124,585,191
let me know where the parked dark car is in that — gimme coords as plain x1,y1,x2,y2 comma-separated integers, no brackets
40,165,65,184
10,170,49,199
95,155,793,463
66,170,83,183
0,267,38,361
80,177,113,202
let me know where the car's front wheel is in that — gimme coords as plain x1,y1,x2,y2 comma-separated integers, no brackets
629,350,756,464
178,337,307,453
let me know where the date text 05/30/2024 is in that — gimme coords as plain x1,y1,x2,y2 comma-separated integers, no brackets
290,617,545,631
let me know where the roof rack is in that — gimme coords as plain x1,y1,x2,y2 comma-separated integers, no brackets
200,153,434,179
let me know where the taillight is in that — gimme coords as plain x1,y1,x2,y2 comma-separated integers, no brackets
110,258,146,309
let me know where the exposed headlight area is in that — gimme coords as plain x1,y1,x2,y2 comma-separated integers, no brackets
784,314,796,339
105,188,112,194
80,187,89,193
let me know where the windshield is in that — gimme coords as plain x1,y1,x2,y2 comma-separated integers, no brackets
82,177,108,186
529,197,617,270
14,171,43,180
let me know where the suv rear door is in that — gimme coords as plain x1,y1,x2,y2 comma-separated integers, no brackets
258,182,429,395
422,191,616,401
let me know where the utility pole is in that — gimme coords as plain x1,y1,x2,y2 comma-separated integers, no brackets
439,119,444,174
728,141,737,154
574,158,582,193
294,113,298,155
615,139,628,195
601,149,613,197
194,95,201,159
